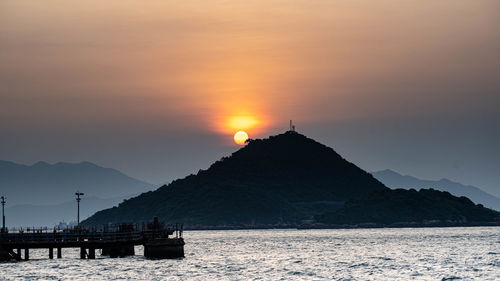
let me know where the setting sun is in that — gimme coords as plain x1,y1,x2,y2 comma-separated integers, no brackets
234,131,249,145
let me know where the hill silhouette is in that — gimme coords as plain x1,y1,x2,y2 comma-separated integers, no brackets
316,188,499,226
83,132,499,228
83,132,386,227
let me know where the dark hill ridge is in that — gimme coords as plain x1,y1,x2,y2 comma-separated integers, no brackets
83,132,387,227
83,132,499,228
316,188,499,227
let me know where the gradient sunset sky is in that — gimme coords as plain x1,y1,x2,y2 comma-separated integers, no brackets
1,1,499,196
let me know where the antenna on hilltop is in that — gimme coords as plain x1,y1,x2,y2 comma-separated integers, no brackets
289,120,296,133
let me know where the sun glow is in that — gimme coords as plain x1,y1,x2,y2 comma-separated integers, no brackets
214,113,265,145
234,131,249,145
228,116,258,131
212,112,267,135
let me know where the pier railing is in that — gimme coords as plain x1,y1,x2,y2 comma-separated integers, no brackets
0,231,144,245
0,222,183,246
0,218,184,261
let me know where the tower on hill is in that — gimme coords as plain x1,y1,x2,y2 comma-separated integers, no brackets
288,120,297,133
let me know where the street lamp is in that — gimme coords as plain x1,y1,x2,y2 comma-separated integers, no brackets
75,191,84,228
1,196,5,233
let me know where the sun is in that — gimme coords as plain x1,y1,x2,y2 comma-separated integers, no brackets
234,131,249,145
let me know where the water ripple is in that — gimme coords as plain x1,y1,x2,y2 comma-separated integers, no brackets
1,227,499,280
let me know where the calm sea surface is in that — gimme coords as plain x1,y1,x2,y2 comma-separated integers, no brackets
1,227,498,280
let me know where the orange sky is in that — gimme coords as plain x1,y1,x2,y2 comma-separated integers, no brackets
1,0,499,193
3,1,498,138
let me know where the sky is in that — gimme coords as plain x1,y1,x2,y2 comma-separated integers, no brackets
1,0,499,196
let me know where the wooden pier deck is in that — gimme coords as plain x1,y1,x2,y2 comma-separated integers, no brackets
0,218,184,261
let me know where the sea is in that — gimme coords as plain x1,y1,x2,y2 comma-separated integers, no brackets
1,227,498,280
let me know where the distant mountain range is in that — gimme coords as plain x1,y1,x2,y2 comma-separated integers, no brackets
372,169,500,211
83,132,499,228
0,160,155,206
0,160,156,227
3,140,499,229
5,196,129,228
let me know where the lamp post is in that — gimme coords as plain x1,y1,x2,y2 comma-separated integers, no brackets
1,196,5,233
75,191,84,228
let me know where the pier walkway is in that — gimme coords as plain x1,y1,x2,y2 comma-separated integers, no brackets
0,218,184,261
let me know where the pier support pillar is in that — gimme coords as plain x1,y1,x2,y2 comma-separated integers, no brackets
80,247,86,259
102,245,135,258
144,238,185,259
57,247,62,258
49,248,53,259
88,247,95,259
17,248,21,260
0,246,11,261
24,248,29,260
122,245,135,257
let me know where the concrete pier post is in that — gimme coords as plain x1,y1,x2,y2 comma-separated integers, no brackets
80,247,86,259
24,248,29,260
123,245,135,257
49,248,53,259
88,247,95,259
102,245,135,258
17,248,21,260
57,247,62,258
0,246,10,261
144,238,185,259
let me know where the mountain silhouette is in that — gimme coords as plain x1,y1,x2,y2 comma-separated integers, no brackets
83,132,499,228
84,132,387,227
372,169,500,211
0,160,155,206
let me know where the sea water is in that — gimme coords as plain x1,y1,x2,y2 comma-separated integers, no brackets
1,227,498,280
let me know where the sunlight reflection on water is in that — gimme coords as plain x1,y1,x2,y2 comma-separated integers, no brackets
1,227,499,280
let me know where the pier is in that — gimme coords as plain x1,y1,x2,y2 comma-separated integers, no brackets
0,217,184,261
